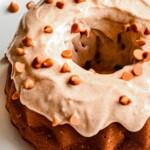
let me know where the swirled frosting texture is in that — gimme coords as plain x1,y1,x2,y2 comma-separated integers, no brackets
7,0,150,137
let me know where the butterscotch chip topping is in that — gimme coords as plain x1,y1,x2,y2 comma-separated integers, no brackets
119,96,131,106
52,115,61,127
144,28,150,35
56,1,65,9
121,71,134,81
75,0,86,3
14,62,25,73
23,78,35,89
133,49,144,61
8,2,19,13
69,75,81,85
136,38,146,46
32,57,43,69
132,64,143,76
45,0,53,4
143,52,150,62
26,1,35,10
130,23,141,33
71,23,80,33
61,63,71,73
16,48,26,56
12,91,20,100
42,58,54,68
61,50,72,59
44,26,53,33
22,37,33,47
70,114,80,126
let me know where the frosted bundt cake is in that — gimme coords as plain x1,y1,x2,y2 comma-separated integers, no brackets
5,0,150,149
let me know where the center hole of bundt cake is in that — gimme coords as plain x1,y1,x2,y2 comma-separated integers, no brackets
72,23,141,74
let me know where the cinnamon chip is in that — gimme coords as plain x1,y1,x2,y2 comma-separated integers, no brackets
71,23,80,33
26,1,35,10
16,48,26,56
42,58,53,68
130,23,141,33
119,96,131,106
44,26,53,33
45,0,53,4
8,2,19,13
56,1,65,9
69,75,81,85
75,0,86,3
14,62,25,73
133,49,144,61
136,38,146,46
70,114,80,126
52,115,61,127
121,71,134,81
61,50,72,59
61,63,71,73
132,64,143,76
23,78,35,89
12,91,20,100
22,37,33,47
32,57,43,69
144,28,150,35
143,52,150,62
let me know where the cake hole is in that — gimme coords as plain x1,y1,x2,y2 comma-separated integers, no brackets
84,61,91,69
81,42,86,48
117,33,122,43
121,44,126,50
116,146,121,150
95,52,101,63
75,48,78,52
103,135,106,138
114,65,123,71
72,20,140,74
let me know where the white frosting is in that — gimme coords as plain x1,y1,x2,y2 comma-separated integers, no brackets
7,0,150,137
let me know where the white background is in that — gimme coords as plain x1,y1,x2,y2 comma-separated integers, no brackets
0,0,38,149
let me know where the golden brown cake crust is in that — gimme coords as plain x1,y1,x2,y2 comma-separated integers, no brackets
5,65,150,150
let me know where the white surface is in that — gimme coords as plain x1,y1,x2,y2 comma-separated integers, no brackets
0,0,38,150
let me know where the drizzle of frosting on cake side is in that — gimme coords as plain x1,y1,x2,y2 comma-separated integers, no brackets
7,0,150,137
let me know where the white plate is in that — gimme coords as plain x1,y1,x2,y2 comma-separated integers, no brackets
0,1,39,150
